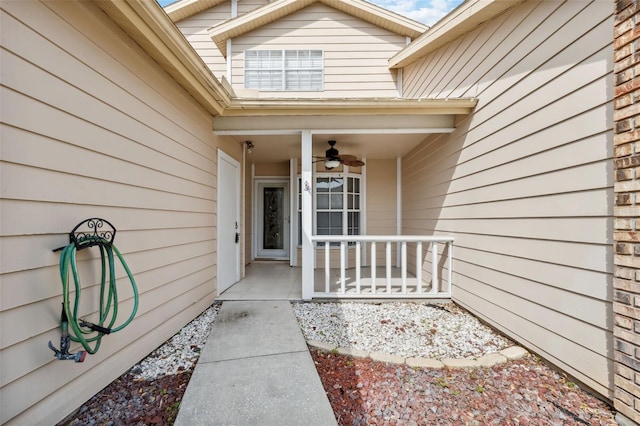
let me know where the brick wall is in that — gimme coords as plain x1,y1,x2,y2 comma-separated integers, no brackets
615,0,640,424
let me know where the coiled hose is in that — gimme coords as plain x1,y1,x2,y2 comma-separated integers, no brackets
59,238,138,355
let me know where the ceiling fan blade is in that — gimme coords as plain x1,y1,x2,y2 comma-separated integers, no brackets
338,154,357,161
343,159,365,167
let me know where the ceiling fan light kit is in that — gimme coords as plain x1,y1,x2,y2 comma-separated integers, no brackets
324,158,341,169
318,140,365,169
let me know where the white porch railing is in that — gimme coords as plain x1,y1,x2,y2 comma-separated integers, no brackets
309,235,454,299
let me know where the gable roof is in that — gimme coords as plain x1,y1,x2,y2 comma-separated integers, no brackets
98,0,476,117
389,0,524,68
206,0,428,57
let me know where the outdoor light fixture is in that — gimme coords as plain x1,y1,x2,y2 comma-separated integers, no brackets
245,141,254,154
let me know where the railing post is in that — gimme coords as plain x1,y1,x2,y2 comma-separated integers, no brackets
431,241,438,294
356,241,361,294
324,242,330,293
416,241,422,294
386,241,392,293
340,241,346,294
371,241,376,294
447,241,453,295
401,241,407,294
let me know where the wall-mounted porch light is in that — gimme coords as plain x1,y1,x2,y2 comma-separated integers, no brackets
245,141,254,154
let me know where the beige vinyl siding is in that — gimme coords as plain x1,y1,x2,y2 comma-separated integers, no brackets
254,162,290,177
366,159,398,263
0,1,226,424
176,3,231,79
237,0,269,16
401,1,613,398
231,3,406,98
175,0,269,80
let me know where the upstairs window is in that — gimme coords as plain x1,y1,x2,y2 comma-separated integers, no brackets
245,50,323,91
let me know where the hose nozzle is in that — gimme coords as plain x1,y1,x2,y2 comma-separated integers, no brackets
48,304,87,362
48,339,87,362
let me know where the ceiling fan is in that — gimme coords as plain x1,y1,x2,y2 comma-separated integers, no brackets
315,140,365,170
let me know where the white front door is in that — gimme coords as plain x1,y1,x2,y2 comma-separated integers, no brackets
255,180,289,259
217,150,240,294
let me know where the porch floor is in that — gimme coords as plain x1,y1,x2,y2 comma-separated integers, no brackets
217,262,302,300
216,262,438,300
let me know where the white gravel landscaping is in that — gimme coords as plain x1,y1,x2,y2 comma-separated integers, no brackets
292,301,512,359
129,303,221,380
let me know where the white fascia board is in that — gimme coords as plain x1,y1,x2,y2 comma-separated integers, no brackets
389,0,524,69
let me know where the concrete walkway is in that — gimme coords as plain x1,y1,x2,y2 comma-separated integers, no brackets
175,301,337,426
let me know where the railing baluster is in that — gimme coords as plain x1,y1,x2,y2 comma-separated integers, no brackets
340,241,346,294
309,235,453,299
416,241,422,294
371,241,376,294
401,241,407,294
386,241,391,293
324,242,330,293
431,241,438,294
356,241,361,294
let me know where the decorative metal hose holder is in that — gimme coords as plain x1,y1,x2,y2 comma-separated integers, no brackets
49,218,138,362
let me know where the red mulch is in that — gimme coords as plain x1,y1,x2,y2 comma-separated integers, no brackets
311,349,617,426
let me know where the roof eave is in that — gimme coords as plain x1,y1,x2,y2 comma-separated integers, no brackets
96,0,231,115
222,97,477,116
209,0,428,58
389,0,524,69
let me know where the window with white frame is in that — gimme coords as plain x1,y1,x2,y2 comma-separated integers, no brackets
297,174,361,246
245,50,323,91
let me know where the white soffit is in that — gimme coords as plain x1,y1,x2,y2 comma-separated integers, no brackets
165,0,228,22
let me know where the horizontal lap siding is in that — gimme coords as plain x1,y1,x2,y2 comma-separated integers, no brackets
0,1,225,424
175,0,271,81
231,3,405,98
176,3,232,79
401,1,614,398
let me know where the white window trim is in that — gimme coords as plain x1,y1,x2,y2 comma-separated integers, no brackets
297,169,362,248
244,49,324,92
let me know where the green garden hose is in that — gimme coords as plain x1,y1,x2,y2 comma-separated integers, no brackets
58,238,138,355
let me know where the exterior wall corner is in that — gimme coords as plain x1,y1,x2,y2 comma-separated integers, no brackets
614,0,640,422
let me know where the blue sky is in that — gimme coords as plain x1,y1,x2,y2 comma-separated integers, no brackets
157,0,464,26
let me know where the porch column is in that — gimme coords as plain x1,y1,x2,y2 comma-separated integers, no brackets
301,130,314,300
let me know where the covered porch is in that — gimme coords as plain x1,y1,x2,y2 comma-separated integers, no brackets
214,99,474,301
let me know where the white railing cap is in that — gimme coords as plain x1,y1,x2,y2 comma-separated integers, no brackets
310,235,454,242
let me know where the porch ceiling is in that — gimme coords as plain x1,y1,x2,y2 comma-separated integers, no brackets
214,115,454,163
214,99,475,163
221,131,444,163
